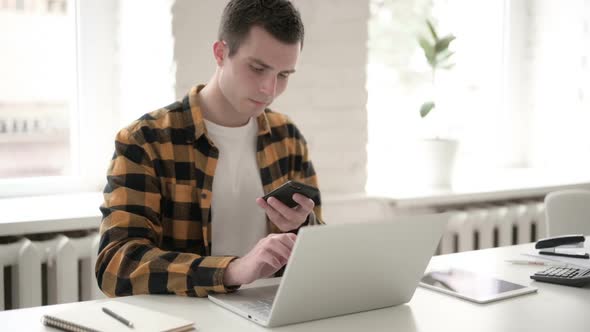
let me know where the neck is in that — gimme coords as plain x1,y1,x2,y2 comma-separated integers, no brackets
198,73,251,127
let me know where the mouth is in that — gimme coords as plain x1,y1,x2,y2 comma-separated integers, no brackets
249,99,268,107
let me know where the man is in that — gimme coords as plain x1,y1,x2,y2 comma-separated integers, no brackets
96,0,323,298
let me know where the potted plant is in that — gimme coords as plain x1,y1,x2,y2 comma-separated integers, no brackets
415,19,458,188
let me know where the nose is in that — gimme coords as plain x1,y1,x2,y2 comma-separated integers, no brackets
259,74,277,98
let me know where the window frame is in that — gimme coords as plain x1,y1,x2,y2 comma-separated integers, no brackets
0,0,119,198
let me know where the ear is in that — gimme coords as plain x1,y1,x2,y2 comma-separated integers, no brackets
213,40,227,66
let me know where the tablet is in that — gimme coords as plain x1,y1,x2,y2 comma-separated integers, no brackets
419,268,537,304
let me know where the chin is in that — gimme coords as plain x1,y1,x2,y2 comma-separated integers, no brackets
250,108,266,117
243,102,267,115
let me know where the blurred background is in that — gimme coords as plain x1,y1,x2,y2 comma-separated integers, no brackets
1,0,589,311
1,0,589,198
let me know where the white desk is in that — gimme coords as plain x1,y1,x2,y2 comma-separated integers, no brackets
1,240,588,332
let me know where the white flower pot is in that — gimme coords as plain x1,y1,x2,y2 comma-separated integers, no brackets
416,138,458,188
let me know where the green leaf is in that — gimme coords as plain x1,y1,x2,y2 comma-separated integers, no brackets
440,63,456,70
418,37,436,66
418,36,431,52
426,20,438,41
436,50,454,63
420,101,435,118
435,35,456,53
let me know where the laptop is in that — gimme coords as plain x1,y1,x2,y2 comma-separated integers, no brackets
208,213,450,327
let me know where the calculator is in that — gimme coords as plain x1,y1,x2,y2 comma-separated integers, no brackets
530,266,590,287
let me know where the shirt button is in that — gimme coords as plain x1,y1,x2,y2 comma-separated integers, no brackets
201,193,207,199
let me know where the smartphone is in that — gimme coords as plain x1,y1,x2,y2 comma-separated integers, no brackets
262,180,320,208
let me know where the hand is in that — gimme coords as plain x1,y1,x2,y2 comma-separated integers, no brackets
223,233,297,286
255,193,315,232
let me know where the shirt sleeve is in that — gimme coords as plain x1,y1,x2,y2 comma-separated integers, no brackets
95,127,238,297
289,119,324,226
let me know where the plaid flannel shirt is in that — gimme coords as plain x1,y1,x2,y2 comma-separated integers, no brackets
96,85,323,298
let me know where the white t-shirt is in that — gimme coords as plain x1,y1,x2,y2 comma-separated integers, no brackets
204,117,267,257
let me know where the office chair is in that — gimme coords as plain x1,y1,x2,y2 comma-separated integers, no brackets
544,189,590,236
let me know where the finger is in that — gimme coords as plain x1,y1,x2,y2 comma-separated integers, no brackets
292,193,315,211
259,259,283,279
264,236,293,260
267,197,298,221
277,255,289,266
273,233,297,250
291,205,311,223
258,199,291,226
256,197,270,209
264,204,294,231
258,201,294,231
259,251,283,270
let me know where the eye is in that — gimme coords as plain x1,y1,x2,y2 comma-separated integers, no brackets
278,72,290,79
250,65,264,73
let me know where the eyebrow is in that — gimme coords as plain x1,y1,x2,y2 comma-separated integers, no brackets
248,57,296,74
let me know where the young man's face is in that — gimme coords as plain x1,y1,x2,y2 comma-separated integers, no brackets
216,25,300,118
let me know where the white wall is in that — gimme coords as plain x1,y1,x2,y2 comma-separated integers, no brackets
118,0,176,126
172,0,369,196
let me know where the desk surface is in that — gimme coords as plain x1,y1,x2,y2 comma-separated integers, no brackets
2,240,589,332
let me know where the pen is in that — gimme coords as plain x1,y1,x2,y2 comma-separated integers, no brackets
102,307,134,328
505,259,565,267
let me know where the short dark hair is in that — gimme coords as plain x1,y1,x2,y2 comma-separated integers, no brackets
218,0,304,57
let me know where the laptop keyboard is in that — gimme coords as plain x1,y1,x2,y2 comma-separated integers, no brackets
242,298,274,318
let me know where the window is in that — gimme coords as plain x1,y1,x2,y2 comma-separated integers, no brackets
0,0,121,197
0,0,73,179
525,0,590,169
367,0,590,195
0,0,177,197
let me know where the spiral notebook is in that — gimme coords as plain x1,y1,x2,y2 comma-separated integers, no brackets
41,301,195,332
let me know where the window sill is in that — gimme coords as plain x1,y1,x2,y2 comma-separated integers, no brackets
3,169,590,236
366,168,590,209
0,192,102,237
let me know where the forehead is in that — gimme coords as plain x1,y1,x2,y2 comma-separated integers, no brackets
234,26,301,69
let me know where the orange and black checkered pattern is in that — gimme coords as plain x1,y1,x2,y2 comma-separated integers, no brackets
96,85,323,298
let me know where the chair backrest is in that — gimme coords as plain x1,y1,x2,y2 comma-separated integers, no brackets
544,189,590,236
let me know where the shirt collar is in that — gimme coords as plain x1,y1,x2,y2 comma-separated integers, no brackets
183,85,272,141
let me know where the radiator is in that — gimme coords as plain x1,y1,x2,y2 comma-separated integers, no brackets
437,200,547,254
0,231,104,310
323,196,548,254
